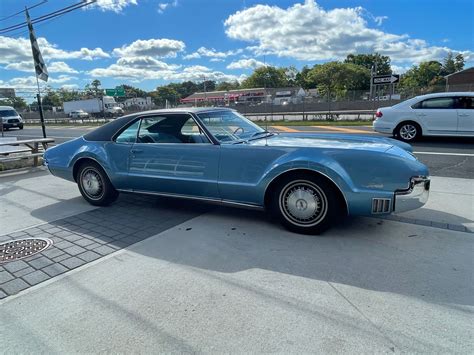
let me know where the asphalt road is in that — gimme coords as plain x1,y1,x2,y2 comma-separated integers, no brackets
2,124,473,178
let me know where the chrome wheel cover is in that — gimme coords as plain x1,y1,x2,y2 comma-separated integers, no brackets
279,180,328,227
80,168,104,200
399,124,417,140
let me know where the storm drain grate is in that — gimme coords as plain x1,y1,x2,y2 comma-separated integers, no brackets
0,238,53,264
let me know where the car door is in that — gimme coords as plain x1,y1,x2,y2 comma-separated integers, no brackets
127,114,220,199
456,96,474,134
412,96,457,134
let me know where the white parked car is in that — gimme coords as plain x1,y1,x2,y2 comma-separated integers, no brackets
69,110,89,119
373,92,473,142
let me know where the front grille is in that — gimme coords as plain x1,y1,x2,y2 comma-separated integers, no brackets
372,198,391,214
7,119,20,123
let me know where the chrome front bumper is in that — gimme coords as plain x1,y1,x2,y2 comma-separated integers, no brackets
394,176,430,213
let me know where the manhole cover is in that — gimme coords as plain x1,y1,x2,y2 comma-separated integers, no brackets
0,238,53,264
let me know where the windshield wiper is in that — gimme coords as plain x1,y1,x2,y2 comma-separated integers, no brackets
251,130,271,137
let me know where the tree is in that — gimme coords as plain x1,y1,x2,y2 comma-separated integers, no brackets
344,53,392,74
442,52,465,76
306,62,370,97
295,65,312,89
0,97,27,110
216,81,240,91
150,86,179,106
41,87,62,109
399,60,444,94
84,80,103,98
241,66,289,88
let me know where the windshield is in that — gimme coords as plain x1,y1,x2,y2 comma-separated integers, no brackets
197,110,265,143
0,109,18,117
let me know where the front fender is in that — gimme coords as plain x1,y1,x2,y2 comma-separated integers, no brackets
255,149,355,207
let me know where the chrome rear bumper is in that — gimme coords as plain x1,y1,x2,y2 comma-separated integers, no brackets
394,176,430,213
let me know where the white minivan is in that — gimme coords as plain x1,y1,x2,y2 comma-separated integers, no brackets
0,106,24,130
373,92,473,142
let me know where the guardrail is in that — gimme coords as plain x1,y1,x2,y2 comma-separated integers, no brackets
0,138,55,167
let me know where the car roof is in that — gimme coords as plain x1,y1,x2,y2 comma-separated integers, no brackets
133,107,236,115
413,92,474,100
0,106,16,110
83,107,235,142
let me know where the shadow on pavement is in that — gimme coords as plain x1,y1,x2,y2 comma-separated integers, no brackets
29,193,474,308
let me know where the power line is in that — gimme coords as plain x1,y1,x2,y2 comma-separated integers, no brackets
0,1,97,35
0,0,48,22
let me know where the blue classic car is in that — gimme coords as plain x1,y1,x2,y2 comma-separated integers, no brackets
44,108,430,234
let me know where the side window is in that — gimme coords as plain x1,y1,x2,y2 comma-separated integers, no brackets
180,118,210,143
115,120,140,143
458,97,473,109
415,97,455,109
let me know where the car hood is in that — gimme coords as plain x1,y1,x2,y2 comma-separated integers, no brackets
247,133,413,153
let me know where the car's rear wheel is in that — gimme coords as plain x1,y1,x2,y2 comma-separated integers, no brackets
269,174,340,234
77,161,118,206
395,122,421,142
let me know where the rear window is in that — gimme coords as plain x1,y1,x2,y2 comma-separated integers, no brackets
457,96,474,109
0,109,18,117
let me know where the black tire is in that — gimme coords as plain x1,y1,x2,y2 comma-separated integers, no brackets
77,161,119,206
269,173,342,235
395,122,421,142
19,125,24,130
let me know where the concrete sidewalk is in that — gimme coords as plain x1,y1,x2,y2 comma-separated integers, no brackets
1,209,473,353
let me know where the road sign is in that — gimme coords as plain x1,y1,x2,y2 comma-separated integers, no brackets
372,74,400,85
105,87,125,97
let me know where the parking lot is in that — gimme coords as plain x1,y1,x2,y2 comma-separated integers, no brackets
0,124,472,353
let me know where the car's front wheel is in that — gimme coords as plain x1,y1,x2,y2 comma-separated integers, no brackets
395,122,421,142
270,174,341,234
77,161,119,206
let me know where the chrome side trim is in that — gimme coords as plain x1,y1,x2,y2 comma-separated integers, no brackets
116,189,265,210
263,168,349,215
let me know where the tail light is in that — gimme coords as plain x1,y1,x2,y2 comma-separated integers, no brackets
375,110,383,118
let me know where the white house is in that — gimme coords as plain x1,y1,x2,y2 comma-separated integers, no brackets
123,97,153,110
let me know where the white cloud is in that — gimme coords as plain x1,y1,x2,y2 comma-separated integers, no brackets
48,62,79,73
60,84,79,90
4,61,33,72
227,58,265,70
116,56,180,70
84,0,138,13
183,47,242,60
224,0,473,64
112,38,185,58
6,75,77,89
0,36,109,66
158,0,178,14
4,60,78,73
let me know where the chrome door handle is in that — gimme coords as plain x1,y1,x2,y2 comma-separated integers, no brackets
417,113,426,117
131,148,143,154
458,113,469,117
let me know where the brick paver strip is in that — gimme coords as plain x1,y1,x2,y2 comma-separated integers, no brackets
0,194,208,298
22,270,49,286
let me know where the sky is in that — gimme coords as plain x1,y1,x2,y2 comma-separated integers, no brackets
0,0,473,98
